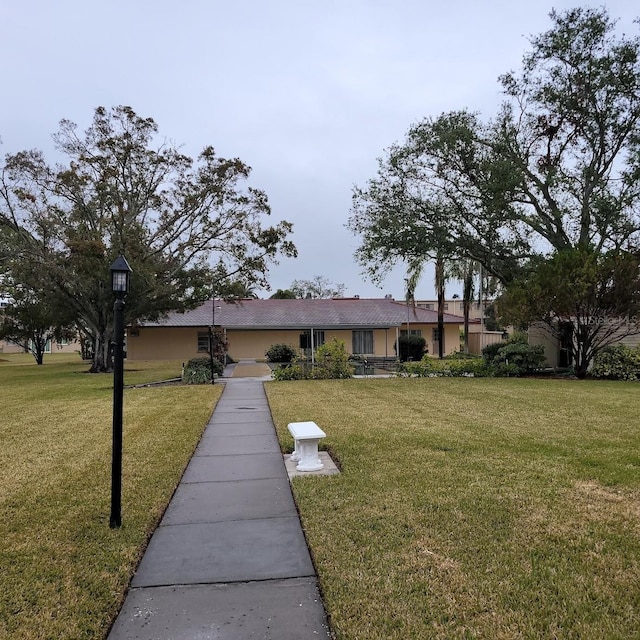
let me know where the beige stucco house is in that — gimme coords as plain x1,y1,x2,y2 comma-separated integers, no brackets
127,297,466,362
0,337,81,355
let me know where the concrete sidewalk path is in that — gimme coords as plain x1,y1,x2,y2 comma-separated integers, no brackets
108,379,332,640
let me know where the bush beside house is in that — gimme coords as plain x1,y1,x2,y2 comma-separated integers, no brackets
395,334,427,361
265,343,297,365
590,344,640,381
183,356,223,384
272,338,354,380
396,355,491,378
482,332,546,376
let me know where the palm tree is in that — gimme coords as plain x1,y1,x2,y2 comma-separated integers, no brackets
447,259,477,354
222,280,259,299
406,253,446,358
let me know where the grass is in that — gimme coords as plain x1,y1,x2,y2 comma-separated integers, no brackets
0,353,220,639
265,377,640,640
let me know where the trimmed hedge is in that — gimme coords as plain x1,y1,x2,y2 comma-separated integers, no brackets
396,355,492,378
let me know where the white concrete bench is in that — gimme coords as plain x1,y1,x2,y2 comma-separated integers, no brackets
287,421,326,472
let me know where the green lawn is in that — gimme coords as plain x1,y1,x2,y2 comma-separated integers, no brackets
3,355,639,639
0,354,220,639
265,377,640,640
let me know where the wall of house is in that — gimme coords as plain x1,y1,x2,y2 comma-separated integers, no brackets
0,340,24,353
226,329,400,360
0,339,81,354
51,340,82,354
527,325,559,368
127,327,203,361
224,326,461,360
127,324,463,361
467,331,505,355
227,330,305,360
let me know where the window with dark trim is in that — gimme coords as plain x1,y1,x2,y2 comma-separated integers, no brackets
197,331,210,352
299,330,325,349
352,330,374,354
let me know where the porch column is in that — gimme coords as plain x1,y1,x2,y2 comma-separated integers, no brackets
310,327,315,366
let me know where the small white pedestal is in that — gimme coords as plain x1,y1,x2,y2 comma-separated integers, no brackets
287,421,326,472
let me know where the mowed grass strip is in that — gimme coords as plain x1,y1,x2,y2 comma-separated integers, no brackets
0,354,220,639
265,377,640,640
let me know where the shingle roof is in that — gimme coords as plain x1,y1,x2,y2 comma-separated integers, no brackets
142,298,469,329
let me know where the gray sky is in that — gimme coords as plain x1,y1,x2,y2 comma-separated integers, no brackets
3,1,638,299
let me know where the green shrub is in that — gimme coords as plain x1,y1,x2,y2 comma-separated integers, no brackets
445,351,480,360
271,339,355,381
482,333,545,376
396,355,491,378
183,356,223,384
265,343,297,363
494,362,520,377
312,339,355,379
591,344,640,381
395,334,427,361
438,358,492,377
396,357,436,377
481,341,504,362
272,363,307,380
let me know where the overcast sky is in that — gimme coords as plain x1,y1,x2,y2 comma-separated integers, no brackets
3,1,638,299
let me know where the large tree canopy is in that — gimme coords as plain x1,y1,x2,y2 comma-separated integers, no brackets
0,106,296,371
349,6,640,372
398,7,640,268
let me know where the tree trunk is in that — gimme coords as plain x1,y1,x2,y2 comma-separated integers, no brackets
574,358,589,379
90,330,114,373
436,256,445,359
462,269,473,355
573,327,593,379
463,301,470,354
31,336,46,365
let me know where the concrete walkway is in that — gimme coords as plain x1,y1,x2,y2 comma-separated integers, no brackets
108,378,332,639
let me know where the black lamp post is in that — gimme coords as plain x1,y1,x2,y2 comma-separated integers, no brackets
110,255,132,528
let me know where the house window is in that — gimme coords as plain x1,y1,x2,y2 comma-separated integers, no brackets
432,328,441,343
400,329,422,336
57,338,69,346
352,330,374,354
299,330,325,349
28,339,51,353
418,303,434,310
197,331,210,352
443,303,449,310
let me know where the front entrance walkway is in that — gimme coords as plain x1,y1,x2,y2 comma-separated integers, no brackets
107,378,331,639
230,360,273,378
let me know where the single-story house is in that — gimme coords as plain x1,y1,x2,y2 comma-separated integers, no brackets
0,337,81,355
127,297,467,362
